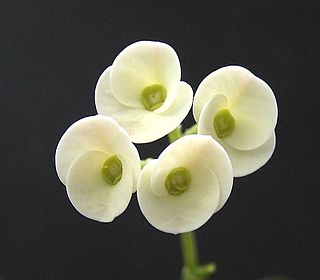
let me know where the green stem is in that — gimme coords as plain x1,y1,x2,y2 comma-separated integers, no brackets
184,123,198,135
180,231,199,268
168,125,183,143
180,233,216,280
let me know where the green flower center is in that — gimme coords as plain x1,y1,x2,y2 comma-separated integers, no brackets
165,167,191,196
101,155,122,185
213,108,235,138
141,84,167,111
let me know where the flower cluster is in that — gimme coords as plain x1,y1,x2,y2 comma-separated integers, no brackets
55,41,278,234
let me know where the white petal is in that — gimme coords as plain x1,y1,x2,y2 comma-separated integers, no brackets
198,97,276,177
198,94,227,136
224,77,277,150
193,66,278,149
150,134,233,211
137,159,220,234
55,115,140,190
95,67,193,143
66,150,132,222
194,66,253,122
223,132,276,177
110,41,181,111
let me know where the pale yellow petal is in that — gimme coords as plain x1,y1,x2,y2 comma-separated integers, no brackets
66,150,132,222
198,96,276,177
137,159,220,234
194,65,277,150
55,115,140,190
150,134,233,212
95,68,192,144
224,132,276,177
223,73,277,150
194,66,252,122
110,41,181,110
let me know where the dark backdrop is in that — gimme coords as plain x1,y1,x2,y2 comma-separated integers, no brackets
1,1,319,279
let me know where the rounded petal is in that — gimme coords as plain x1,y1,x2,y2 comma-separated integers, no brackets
66,150,132,222
150,134,233,212
224,76,277,150
110,41,181,111
137,159,220,234
198,94,229,137
194,66,253,122
223,132,276,177
95,67,193,143
198,97,276,177
194,66,277,150
55,115,140,190
193,66,277,149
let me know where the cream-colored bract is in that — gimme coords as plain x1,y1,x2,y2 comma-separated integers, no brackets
194,66,278,177
95,41,193,144
55,115,141,222
66,150,133,222
137,135,233,234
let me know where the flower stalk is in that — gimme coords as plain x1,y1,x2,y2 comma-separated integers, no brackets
180,232,216,280
180,231,198,268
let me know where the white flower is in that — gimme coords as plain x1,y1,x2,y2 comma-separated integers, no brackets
95,41,193,144
55,115,141,222
137,134,233,234
193,66,278,177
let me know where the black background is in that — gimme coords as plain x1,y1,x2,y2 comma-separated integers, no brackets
1,1,319,279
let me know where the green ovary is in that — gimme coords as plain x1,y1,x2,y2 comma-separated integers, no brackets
213,108,235,138
165,167,191,196
141,84,167,111
101,155,122,185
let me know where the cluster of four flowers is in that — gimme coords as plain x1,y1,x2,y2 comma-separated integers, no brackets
55,41,278,234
